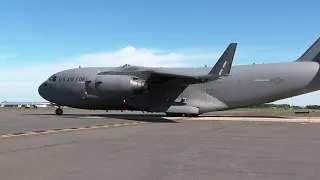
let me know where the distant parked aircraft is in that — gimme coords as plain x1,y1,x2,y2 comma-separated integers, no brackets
0,101,53,108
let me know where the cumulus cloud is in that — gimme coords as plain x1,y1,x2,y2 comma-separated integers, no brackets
0,46,220,101
77,46,218,67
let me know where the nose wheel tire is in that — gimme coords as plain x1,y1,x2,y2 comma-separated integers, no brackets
55,108,63,115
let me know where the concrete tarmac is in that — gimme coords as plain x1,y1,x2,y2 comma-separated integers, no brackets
0,108,166,135
1,109,320,179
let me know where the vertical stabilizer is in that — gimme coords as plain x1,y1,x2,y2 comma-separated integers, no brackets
296,37,320,62
209,43,237,76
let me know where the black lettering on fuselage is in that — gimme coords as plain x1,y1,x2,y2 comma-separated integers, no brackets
57,77,85,83
76,77,85,82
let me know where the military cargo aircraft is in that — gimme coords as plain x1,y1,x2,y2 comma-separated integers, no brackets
38,38,320,116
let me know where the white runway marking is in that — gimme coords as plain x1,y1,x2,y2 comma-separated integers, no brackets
78,116,105,119
165,116,320,123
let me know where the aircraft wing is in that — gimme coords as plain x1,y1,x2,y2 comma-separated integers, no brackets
147,43,237,84
96,43,237,85
147,70,219,84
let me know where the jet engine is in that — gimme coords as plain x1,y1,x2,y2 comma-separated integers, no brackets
85,75,148,98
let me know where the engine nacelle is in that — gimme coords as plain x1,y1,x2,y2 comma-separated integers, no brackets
85,75,148,98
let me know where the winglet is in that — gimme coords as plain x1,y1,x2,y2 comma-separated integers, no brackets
209,43,237,76
296,37,320,63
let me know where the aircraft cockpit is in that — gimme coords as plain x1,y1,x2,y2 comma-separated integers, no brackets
121,64,130,68
48,75,57,82
120,64,141,71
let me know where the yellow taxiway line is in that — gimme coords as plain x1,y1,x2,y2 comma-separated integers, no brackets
0,121,148,139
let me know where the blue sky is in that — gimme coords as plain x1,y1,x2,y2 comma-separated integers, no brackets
0,0,320,105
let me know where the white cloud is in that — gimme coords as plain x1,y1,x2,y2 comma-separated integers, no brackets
77,46,219,67
0,46,220,101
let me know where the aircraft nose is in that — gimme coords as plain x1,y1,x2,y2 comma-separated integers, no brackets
38,82,47,98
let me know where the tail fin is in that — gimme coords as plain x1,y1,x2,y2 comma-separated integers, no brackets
209,43,237,76
296,37,320,62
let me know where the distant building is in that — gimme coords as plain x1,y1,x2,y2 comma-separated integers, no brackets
0,101,54,108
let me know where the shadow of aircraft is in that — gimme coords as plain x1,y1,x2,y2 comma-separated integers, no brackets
20,113,179,123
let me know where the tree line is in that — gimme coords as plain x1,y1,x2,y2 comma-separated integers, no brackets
249,103,320,109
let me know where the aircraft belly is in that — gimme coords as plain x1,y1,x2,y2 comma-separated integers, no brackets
166,105,200,114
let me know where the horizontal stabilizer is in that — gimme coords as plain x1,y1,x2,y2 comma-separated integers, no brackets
296,37,320,63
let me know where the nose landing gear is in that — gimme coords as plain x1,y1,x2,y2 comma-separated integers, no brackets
55,108,63,115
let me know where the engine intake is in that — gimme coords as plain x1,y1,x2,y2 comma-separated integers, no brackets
130,78,149,93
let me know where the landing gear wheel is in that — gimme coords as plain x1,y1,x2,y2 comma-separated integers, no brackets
184,113,199,117
55,108,63,115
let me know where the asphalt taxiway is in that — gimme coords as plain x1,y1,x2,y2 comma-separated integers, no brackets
0,109,167,135
1,109,320,180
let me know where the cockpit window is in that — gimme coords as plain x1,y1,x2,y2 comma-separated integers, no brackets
48,75,57,82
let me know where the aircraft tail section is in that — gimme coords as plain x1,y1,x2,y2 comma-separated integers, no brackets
296,37,320,63
209,43,237,76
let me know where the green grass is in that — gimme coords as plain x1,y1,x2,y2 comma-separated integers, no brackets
230,108,320,116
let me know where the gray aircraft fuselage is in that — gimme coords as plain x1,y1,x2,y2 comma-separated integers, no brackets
38,61,320,114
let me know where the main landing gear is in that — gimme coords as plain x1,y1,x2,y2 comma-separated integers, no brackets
55,108,63,115
166,113,199,117
166,113,183,117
